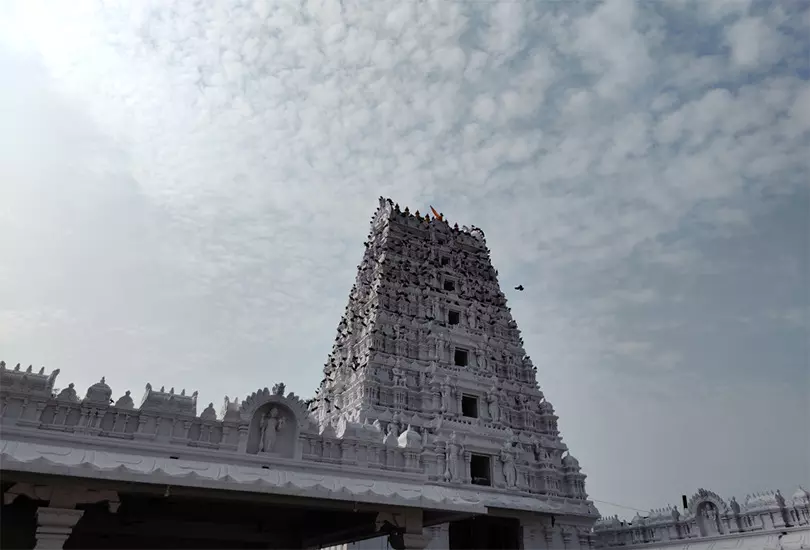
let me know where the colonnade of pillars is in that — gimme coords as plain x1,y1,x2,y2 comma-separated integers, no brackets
4,482,434,550
3,483,120,549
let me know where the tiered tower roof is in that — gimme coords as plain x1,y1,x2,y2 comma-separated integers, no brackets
311,197,586,496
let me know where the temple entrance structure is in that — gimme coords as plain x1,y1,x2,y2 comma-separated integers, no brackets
0,198,599,549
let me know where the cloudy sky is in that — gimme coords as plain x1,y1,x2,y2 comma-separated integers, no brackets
1,0,808,518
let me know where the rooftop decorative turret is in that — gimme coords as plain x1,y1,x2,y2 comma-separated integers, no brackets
0,360,60,396
84,377,112,404
140,383,198,416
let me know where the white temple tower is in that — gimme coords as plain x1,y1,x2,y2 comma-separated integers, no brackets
312,197,588,501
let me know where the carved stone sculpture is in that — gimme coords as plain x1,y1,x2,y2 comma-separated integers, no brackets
259,407,285,453
730,496,740,515
487,389,500,422
445,433,462,482
440,378,453,414
501,444,517,488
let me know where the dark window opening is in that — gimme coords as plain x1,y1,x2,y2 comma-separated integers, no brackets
440,256,450,266
461,394,479,418
470,454,492,486
454,348,468,366
444,278,456,292
448,310,460,325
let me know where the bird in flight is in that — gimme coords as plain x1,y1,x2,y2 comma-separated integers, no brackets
515,285,525,291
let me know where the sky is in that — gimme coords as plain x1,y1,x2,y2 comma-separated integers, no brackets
0,0,808,520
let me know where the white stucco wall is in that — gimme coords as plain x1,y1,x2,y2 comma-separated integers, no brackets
599,525,810,550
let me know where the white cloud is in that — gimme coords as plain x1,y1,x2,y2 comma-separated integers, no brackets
570,0,656,99
726,16,782,69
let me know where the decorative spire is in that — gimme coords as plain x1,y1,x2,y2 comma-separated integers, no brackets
114,390,134,409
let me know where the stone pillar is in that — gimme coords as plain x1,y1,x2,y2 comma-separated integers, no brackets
402,509,427,550
34,507,84,549
5,482,119,549
543,527,555,549
424,524,449,550
521,525,538,549
237,423,250,453
402,532,429,550
561,526,573,549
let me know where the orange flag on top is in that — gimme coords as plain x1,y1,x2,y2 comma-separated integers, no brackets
430,206,443,221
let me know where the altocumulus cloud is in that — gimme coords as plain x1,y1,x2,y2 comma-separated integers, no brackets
0,0,808,518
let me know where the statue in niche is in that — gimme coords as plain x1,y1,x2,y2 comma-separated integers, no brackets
476,349,488,371
699,503,720,536
467,306,477,329
259,407,286,453
440,378,453,413
531,438,547,462
445,433,462,482
487,390,500,422
501,443,517,488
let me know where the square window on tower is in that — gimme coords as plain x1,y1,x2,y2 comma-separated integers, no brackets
443,278,456,292
440,256,450,266
470,454,492,486
448,310,460,325
461,394,479,418
454,348,469,366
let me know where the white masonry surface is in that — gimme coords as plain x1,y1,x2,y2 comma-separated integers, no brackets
1,198,598,549
2,197,806,549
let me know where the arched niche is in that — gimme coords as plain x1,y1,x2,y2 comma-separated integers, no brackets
240,389,311,459
246,403,297,458
688,489,728,537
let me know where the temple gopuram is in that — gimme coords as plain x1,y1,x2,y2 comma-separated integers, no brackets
1,197,598,549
